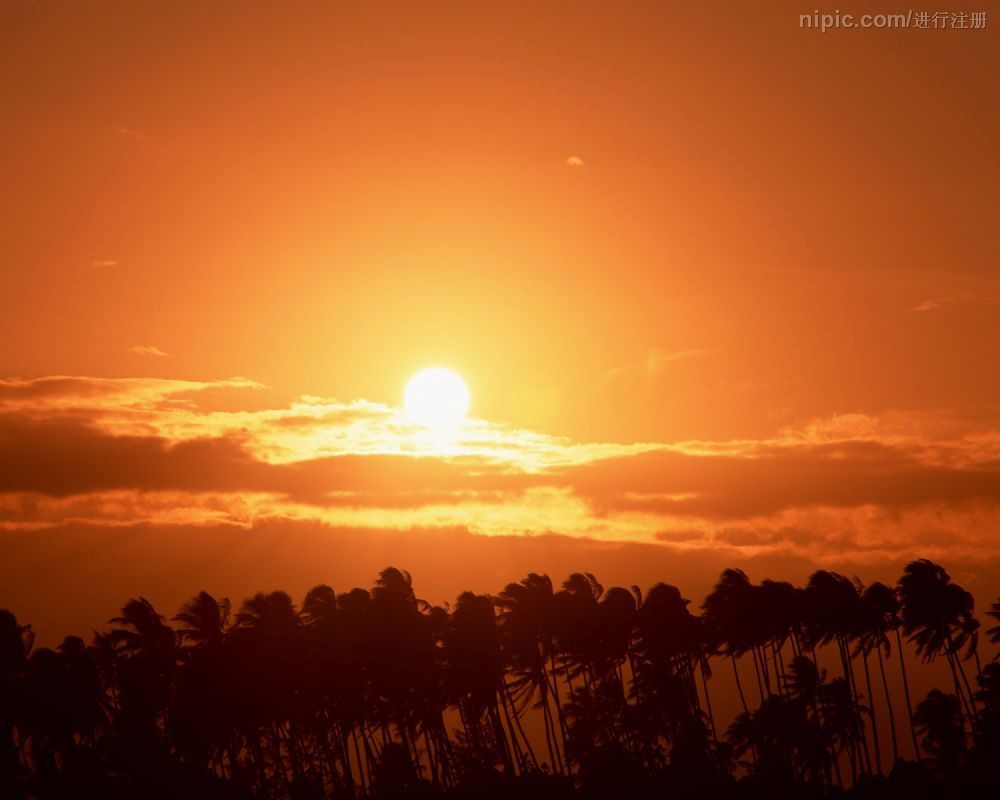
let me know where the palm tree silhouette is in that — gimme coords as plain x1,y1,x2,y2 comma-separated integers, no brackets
495,573,566,773
6,559,1000,798
897,560,979,729
702,569,758,724
801,571,873,779
986,596,1000,657
855,580,906,764
173,591,232,649
442,591,518,775
914,689,965,774
0,610,33,791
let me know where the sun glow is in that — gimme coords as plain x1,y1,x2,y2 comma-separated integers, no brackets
403,368,470,430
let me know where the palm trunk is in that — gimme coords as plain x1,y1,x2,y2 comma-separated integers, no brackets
750,647,767,703
876,646,900,764
861,649,883,774
540,693,563,773
422,726,440,786
770,640,784,697
699,659,718,742
547,653,571,755
894,628,921,760
730,654,757,762
756,644,772,696
949,635,979,717
945,649,974,733
502,682,538,767
488,703,516,775
730,653,751,716
841,636,872,776
351,726,369,794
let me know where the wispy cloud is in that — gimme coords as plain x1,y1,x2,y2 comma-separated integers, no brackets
128,345,172,358
644,348,714,376
565,155,584,167
90,259,118,268
601,347,714,385
112,127,145,140
910,293,973,313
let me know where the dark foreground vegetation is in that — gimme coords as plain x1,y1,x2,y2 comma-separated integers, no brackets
4,559,1000,799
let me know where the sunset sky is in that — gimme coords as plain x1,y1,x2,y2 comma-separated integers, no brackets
2,1,999,641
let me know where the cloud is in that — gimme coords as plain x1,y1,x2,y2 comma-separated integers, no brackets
910,293,973,312
644,348,714,376
90,259,118,268
2,375,1000,567
128,345,171,358
0,375,261,415
601,347,714,385
565,155,584,167
112,127,145,140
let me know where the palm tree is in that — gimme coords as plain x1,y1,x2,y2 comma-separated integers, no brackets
495,573,566,773
757,579,800,697
20,637,105,781
820,676,870,785
802,571,871,778
593,586,639,749
855,580,906,764
783,653,840,787
553,573,603,695
974,662,1000,748
630,583,710,769
366,568,452,786
850,579,885,774
109,597,175,657
914,690,965,774
897,560,979,727
442,591,520,774
726,693,824,788
985,596,1000,657
14,561,1000,796
173,591,231,649
231,591,306,789
107,598,177,773
702,569,758,721
0,610,33,790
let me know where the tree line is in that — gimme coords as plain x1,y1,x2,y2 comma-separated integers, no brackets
3,558,1000,798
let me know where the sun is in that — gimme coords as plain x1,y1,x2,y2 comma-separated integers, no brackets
404,367,470,430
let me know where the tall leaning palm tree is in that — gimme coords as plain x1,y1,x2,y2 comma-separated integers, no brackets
855,580,906,765
897,560,979,728
702,569,758,721
850,579,885,774
442,591,520,774
632,582,713,771
802,571,871,778
495,573,566,773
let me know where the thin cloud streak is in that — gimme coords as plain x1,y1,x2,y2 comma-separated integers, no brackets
600,347,715,386
128,345,172,358
910,293,974,312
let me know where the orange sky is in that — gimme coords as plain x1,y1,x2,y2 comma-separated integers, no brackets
1,1,999,640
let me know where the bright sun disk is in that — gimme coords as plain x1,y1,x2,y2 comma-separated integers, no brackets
404,368,470,430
